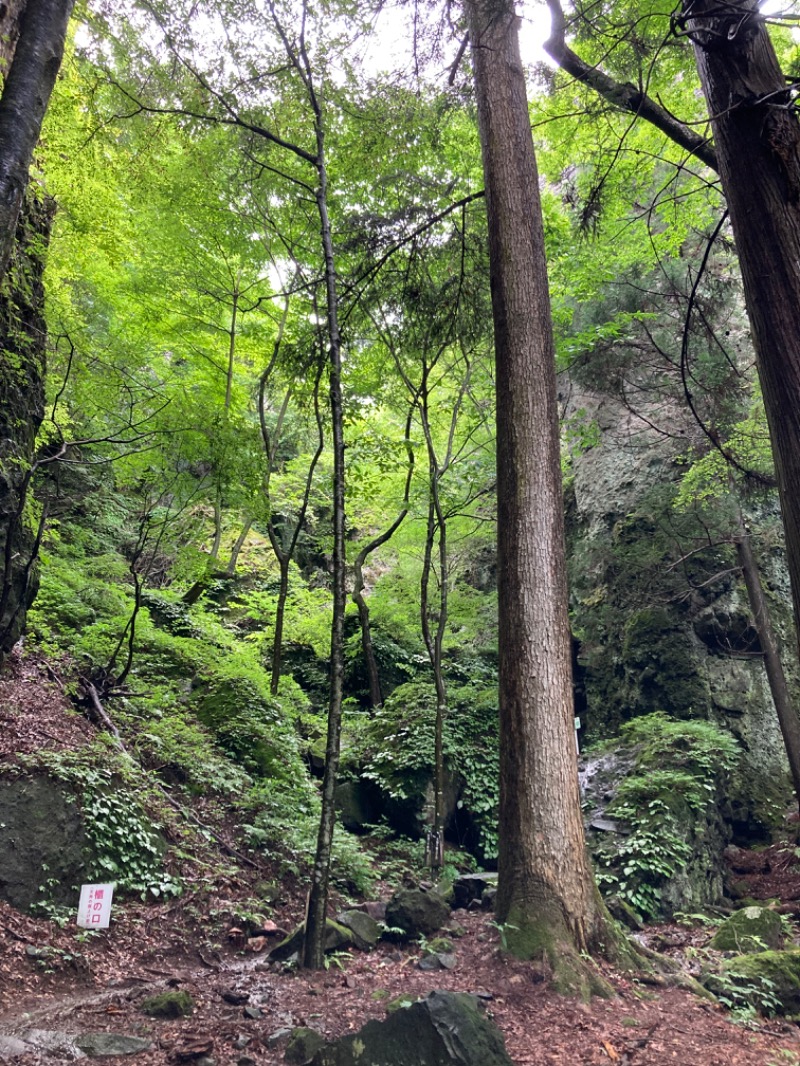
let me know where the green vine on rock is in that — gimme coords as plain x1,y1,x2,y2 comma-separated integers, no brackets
594,713,739,920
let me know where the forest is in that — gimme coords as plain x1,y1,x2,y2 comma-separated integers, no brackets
4,0,800,1063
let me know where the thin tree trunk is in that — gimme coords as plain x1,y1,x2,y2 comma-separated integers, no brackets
350,410,415,710
225,284,239,413
353,576,383,709
735,509,800,809
260,370,324,696
465,0,616,992
420,489,447,871
680,0,800,660
225,516,252,575
270,559,290,696
303,101,347,970
0,0,74,282
210,482,223,561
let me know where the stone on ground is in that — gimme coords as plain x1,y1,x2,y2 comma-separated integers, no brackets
710,905,784,953
269,920,354,962
75,1033,155,1057
310,990,512,1066
451,873,498,911
335,909,381,950
385,888,450,939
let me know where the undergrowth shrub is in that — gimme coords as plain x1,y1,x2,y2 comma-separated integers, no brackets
359,677,499,861
594,712,740,919
241,779,374,896
29,746,181,899
192,657,306,782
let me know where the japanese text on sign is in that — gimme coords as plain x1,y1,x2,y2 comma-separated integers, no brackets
77,883,114,929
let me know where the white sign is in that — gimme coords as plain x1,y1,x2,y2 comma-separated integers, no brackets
77,883,114,929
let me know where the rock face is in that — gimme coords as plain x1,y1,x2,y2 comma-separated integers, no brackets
565,382,796,834
0,191,54,661
310,991,513,1066
711,906,785,953
0,773,90,911
385,888,450,940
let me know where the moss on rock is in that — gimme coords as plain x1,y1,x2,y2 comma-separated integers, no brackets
140,991,195,1018
704,950,800,1015
711,906,785,953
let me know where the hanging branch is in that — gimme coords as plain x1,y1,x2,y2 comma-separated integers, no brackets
542,0,718,171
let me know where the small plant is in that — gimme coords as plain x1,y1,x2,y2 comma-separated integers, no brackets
324,950,353,972
489,920,519,951
768,1052,800,1066
712,967,782,1019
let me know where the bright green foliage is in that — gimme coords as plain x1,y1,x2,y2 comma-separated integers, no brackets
594,713,739,918
194,658,305,779
359,674,499,860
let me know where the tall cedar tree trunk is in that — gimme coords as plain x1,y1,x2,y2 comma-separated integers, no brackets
0,0,74,281
681,0,800,656
465,0,615,991
735,509,800,807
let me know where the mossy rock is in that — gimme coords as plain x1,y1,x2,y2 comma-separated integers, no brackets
310,991,512,1066
704,950,800,1015
0,774,91,912
269,920,354,962
140,990,195,1018
386,994,417,1014
425,937,454,954
711,906,784,953
385,888,450,940
334,909,381,950
285,1027,326,1065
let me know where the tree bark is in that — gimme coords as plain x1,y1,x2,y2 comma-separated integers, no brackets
303,110,347,970
0,190,53,660
0,0,75,282
465,0,615,992
679,0,800,658
735,509,800,809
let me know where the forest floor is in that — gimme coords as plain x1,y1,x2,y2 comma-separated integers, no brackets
3,657,800,1065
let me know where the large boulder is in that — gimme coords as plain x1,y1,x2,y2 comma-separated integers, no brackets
711,906,785,953
385,888,450,940
0,773,90,911
334,781,378,833
310,991,512,1066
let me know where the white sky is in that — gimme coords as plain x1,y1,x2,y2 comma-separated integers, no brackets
357,1,554,81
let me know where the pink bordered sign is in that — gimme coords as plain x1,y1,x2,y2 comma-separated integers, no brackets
77,883,114,929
